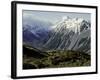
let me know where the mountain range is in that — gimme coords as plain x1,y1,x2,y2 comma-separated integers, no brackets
23,16,91,54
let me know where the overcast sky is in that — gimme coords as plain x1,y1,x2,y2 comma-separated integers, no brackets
23,10,91,24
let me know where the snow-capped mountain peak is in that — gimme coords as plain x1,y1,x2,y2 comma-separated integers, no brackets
44,16,91,54
54,16,90,34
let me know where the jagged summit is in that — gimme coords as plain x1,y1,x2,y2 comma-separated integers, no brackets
54,16,90,34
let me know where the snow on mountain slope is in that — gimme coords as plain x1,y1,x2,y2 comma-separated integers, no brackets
54,16,90,34
44,16,91,54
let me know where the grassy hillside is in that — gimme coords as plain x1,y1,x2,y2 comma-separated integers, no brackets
23,45,91,69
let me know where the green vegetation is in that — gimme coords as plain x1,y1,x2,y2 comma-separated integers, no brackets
23,45,91,69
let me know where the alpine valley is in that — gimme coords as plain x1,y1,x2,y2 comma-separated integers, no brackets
23,16,91,69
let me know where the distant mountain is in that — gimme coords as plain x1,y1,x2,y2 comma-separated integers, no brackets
23,18,53,49
44,17,91,54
